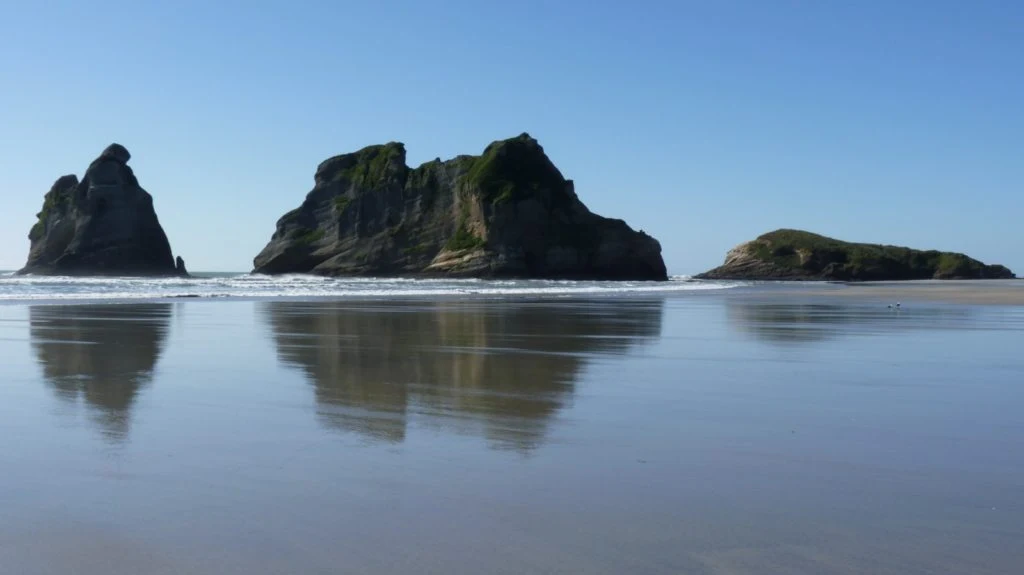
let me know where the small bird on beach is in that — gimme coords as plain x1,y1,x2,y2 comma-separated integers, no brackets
887,302,902,310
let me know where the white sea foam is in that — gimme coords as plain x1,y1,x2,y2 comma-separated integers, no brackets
0,273,743,303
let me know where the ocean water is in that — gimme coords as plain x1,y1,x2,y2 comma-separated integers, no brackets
0,272,743,302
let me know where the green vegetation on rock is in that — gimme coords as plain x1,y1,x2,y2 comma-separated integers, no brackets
253,133,668,280
402,243,430,256
279,208,302,225
39,192,66,218
700,229,1015,281
406,160,440,189
29,221,46,241
333,143,406,190
463,133,565,205
35,190,69,224
29,181,75,242
292,227,325,246
445,222,485,252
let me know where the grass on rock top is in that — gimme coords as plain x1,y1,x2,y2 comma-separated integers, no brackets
338,143,405,190
752,229,1002,279
317,134,569,208
279,134,584,258
463,134,566,205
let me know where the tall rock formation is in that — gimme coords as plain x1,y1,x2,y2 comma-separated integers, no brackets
19,144,185,277
253,134,666,280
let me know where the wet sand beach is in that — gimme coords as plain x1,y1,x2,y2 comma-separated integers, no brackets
751,279,1024,305
1,293,1022,574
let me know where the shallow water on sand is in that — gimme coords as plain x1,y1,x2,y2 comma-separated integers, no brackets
0,295,1022,574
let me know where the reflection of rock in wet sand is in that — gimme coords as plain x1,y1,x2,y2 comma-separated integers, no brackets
727,299,973,344
30,304,172,441
264,299,664,451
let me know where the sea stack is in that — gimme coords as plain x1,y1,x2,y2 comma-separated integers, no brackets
697,229,1015,281
253,133,667,280
19,144,187,277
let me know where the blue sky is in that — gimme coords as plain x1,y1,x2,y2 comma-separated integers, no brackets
1,0,1021,274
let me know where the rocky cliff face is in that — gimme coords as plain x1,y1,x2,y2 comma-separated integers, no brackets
253,134,666,280
698,229,1015,281
19,144,185,277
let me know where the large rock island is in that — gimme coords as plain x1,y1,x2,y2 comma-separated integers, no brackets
697,229,1014,281
253,134,666,280
19,144,186,277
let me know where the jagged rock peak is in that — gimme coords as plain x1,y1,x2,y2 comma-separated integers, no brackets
18,144,186,277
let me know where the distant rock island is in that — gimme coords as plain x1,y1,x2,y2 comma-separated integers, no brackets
19,144,187,277
697,229,1015,281
253,134,666,280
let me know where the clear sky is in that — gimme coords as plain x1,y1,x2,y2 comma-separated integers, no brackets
1,0,1021,274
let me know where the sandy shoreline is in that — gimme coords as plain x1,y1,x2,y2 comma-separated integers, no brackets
741,280,1024,305
2,295,1023,573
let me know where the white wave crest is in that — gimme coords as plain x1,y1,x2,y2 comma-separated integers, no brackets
0,273,744,303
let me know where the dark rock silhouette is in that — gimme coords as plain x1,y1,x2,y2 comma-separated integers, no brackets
19,144,186,277
253,134,666,280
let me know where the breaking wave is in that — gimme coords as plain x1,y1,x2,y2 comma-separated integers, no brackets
0,273,743,303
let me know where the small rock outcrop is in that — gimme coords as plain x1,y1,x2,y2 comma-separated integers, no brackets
19,144,186,277
697,229,1015,281
253,134,666,280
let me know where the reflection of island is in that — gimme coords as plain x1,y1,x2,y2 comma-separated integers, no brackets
726,299,972,344
263,299,664,451
30,304,172,441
